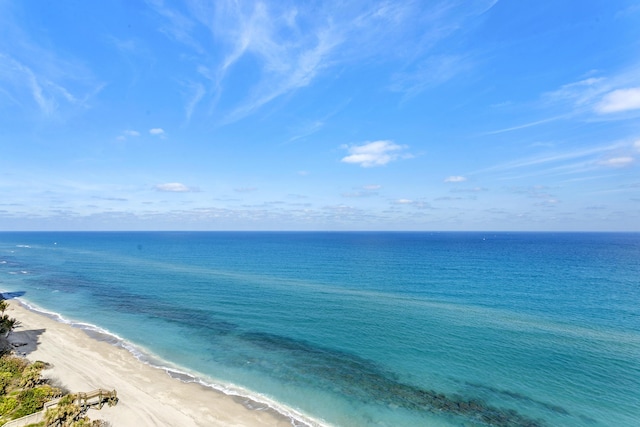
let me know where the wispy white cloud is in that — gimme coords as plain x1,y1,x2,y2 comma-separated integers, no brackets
184,82,206,121
599,156,634,168
148,1,495,123
391,54,472,98
489,67,640,134
116,129,141,141
341,140,412,167
544,77,608,107
595,87,640,114
483,115,568,135
147,0,203,54
392,198,432,209
149,128,165,136
163,0,346,122
155,183,196,192
287,120,325,143
484,78,602,135
395,198,413,204
221,23,342,122
472,139,640,183
476,142,625,173
0,54,55,115
286,98,351,143
444,176,467,183
0,17,103,118
386,0,500,98
107,36,139,54
544,68,640,118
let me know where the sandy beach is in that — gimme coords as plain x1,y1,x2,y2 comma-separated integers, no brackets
5,301,296,427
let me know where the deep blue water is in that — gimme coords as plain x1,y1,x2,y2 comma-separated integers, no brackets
1,232,639,426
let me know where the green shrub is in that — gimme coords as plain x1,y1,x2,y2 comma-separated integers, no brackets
14,385,59,418
0,395,18,415
0,355,80,424
44,394,83,426
20,363,45,388
0,355,27,377
0,371,14,393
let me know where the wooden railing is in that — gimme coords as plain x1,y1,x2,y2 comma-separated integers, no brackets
2,388,117,427
73,388,117,410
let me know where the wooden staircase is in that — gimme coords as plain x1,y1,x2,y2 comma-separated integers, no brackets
2,389,117,427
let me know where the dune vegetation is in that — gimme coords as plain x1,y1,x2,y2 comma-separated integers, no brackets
0,301,111,427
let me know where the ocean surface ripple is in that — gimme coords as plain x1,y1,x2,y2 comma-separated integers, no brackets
1,231,639,427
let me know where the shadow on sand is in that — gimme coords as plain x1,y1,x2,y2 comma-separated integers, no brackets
5,328,46,357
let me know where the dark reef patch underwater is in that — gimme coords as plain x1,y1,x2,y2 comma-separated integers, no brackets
240,331,547,427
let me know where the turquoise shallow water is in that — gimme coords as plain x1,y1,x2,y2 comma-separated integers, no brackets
1,232,639,426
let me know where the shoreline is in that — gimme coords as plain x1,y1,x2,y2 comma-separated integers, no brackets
6,299,321,427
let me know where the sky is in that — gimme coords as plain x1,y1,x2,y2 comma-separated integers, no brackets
1,0,639,231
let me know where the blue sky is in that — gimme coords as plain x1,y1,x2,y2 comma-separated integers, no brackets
1,0,639,231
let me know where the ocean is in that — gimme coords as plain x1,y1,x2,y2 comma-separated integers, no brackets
0,232,638,426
